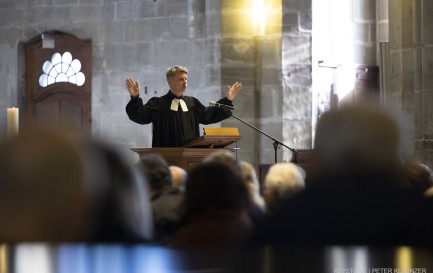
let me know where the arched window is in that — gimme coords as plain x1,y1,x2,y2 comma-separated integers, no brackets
39,52,85,87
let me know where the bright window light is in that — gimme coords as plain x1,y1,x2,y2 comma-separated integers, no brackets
39,52,85,87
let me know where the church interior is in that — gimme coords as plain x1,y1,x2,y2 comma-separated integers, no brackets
1,0,433,272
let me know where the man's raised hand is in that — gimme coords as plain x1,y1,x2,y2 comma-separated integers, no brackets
126,77,140,98
226,82,242,101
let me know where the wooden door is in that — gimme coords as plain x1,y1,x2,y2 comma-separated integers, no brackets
26,32,92,135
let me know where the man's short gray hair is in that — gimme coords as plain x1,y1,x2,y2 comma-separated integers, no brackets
166,66,188,81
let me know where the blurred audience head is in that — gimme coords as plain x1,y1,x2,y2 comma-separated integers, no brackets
78,138,153,242
264,162,305,212
0,130,153,242
314,103,401,182
169,165,187,193
182,161,251,215
0,131,86,241
137,153,171,195
241,161,265,211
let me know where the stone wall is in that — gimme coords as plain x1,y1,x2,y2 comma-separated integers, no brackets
0,0,222,161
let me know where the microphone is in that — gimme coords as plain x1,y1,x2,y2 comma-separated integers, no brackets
209,101,234,111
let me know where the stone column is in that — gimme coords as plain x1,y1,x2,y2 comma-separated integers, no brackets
415,0,433,166
354,0,377,66
220,0,283,165
281,0,312,161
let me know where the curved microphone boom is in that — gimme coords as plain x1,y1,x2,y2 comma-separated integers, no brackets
209,101,234,111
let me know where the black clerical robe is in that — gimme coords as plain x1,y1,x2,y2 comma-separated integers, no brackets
126,91,233,147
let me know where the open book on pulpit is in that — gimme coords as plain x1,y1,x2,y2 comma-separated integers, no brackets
182,127,241,148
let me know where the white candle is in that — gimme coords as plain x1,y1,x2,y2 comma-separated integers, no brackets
7,107,19,138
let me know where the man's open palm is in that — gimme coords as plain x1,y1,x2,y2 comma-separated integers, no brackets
227,82,242,101
126,77,140,97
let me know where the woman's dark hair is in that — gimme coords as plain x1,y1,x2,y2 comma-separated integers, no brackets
182,161,251,215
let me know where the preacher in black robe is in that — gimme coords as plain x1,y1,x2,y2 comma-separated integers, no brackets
126,91,233,147
125,66,242,147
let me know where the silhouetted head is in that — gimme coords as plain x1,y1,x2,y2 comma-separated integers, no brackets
314,104,401,183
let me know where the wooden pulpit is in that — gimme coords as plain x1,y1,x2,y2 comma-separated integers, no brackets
131,128,241,171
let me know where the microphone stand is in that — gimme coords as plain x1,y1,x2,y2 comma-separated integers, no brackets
230,113,301,164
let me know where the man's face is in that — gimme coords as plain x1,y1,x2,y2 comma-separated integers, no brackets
168,72,188,95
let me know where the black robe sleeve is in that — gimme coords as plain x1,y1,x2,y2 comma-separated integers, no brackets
125,96,160,124
196,97,233,124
